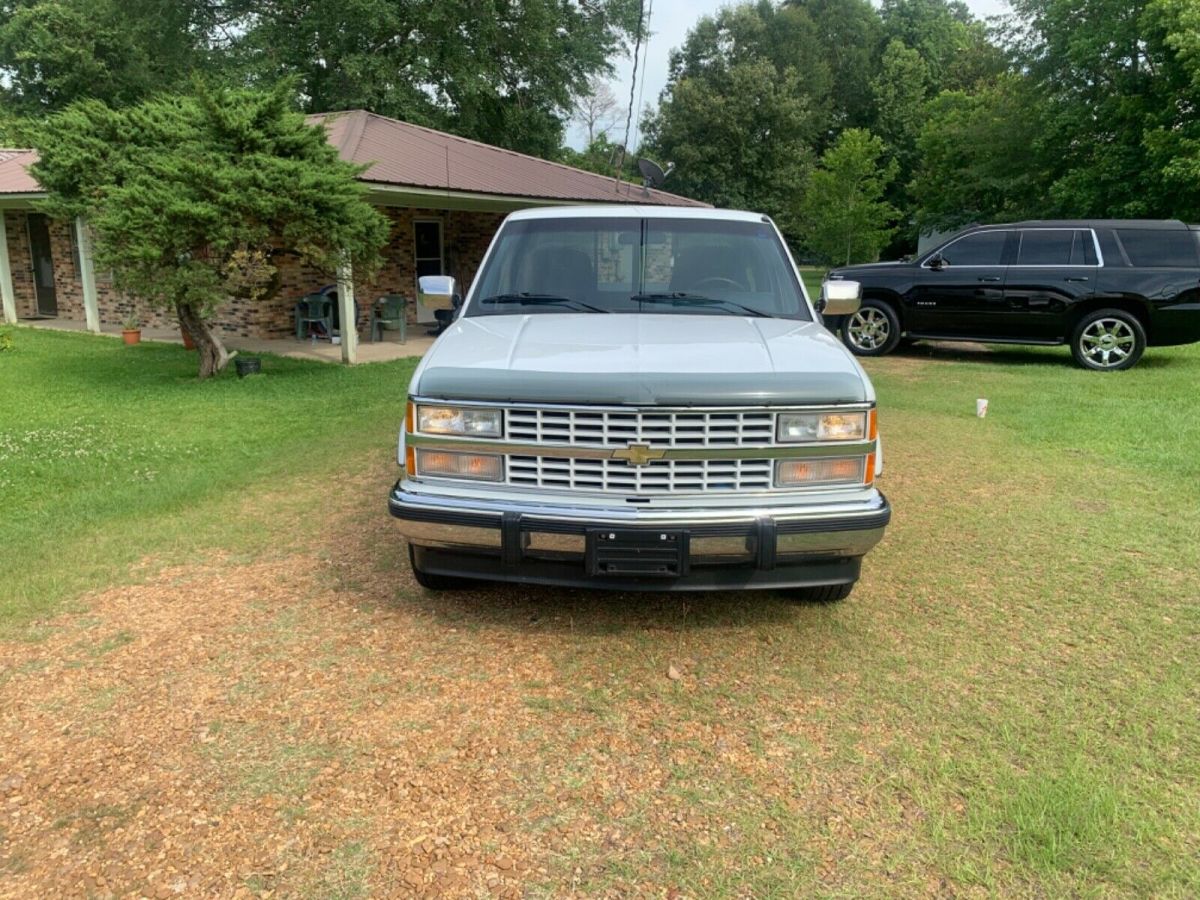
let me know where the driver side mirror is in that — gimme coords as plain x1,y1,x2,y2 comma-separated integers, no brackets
418,275,460,316
817,279,862,316
928,253,945,271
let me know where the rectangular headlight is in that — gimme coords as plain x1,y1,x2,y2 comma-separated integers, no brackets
416,405,502,438
777,411,868,443
415,449,503,481
775,456,866,487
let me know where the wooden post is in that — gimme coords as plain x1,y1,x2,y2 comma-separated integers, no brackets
75,217,101,334
0,212,16,325
336,256,358,365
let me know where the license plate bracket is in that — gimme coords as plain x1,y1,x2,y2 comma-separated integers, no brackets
586,529,689,577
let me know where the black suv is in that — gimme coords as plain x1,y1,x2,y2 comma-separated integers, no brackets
825,220,1200,370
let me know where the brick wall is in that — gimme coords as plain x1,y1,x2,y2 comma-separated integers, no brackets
268,206,507,339
13,205,508,339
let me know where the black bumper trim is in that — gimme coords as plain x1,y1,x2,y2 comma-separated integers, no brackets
412,545,863,592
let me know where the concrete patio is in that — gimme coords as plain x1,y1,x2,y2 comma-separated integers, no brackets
17,317,436,363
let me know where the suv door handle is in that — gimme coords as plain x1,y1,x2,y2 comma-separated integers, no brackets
1065,276,1089,283
977,276,1001,282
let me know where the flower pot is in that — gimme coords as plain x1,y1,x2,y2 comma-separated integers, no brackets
235,357,262,378
180,326,196,350
122,329,141,346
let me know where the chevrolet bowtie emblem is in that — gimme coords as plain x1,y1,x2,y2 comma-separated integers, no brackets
612,442,665,467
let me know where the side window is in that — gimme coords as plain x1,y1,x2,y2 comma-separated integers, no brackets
938,231,1007,266
1097,229,1126,266
1016,230,1075,265
1116,229,1200,267
1071,230,1098,265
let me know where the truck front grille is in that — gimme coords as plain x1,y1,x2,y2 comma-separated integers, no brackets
507,455,774,494
506,407,774,448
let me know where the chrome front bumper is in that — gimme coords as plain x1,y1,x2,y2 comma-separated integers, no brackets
389,482,891,591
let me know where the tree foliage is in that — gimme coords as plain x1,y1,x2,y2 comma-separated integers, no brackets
26,82,389,378
0,0,226,114
798,129,898,265
0,0,641,157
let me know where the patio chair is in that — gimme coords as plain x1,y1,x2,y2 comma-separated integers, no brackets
370,294,408,343
295,293,333,340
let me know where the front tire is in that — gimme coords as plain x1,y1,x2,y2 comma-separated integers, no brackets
841,300,902,356
1070,309,1145,371
786,582,854,603
408,545,472,591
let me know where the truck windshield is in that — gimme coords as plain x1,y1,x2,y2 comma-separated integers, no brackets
467,217,811,320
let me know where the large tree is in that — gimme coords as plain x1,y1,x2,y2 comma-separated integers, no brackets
798,129,898,265
225,0,643,157
27,82,389,378
910,76,1048,230
0,0,227,114
640,1,826,240
641,59,817,242
0,0,641,158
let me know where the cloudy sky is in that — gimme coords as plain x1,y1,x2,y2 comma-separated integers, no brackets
566,0,1012,149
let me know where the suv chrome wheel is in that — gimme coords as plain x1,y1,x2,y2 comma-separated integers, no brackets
1070,309,1146,371
1078,318,1136,368
847,308,890,350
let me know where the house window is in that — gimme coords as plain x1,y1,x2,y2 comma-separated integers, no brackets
413,219,444,324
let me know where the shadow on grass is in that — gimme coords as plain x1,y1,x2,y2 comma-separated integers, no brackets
894,340,1183,370
394,575,826,636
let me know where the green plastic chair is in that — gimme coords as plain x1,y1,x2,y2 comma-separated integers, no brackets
295,294,333,339
371,294,408,343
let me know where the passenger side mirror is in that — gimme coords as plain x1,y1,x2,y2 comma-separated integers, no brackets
817,279,862,316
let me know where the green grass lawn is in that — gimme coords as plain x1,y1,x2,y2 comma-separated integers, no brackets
2,326,1198,895
798,265,826,299
0,328,418,627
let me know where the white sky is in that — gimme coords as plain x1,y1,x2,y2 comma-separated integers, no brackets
567,0,1012,149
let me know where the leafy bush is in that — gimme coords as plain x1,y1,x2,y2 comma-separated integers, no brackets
0,326,13,352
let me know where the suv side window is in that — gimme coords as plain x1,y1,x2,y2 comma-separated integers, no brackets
1116,229,1200,267
936,230,1007,266
1015,229,1098,265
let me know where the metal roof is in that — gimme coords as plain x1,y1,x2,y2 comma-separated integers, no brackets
0,149,40,195
0,111,708,208
308,110,707,207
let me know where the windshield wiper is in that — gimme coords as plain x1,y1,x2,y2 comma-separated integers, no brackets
480,293,609,313
630,292,770,318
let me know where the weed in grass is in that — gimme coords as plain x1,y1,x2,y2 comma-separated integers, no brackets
311,841,372,900
978,758,1121,877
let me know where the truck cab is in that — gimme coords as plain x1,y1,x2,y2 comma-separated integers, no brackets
389,206,889,600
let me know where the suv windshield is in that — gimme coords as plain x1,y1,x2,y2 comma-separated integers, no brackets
467,216,811,320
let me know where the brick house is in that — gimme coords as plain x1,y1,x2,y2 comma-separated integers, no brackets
0,110,704,359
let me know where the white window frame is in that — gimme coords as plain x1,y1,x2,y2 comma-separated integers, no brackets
413,218,445,324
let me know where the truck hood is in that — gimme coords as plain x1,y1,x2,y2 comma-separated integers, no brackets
412,313,872,406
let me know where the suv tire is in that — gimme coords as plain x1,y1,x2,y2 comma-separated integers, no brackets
1070,309,1146,371
841,299,902,356
787,582,854,603
408,545,473,591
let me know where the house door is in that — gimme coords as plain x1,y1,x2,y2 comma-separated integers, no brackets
413,220,444,325
27,213,58,317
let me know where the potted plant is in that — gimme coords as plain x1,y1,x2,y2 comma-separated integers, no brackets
121,316,142,346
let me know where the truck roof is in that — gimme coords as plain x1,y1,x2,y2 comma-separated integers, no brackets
504,205,768,223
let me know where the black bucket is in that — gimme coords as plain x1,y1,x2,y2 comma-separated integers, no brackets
235,357,262,378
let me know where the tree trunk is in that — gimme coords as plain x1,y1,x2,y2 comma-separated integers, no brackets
176,301,229,379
